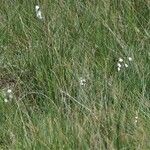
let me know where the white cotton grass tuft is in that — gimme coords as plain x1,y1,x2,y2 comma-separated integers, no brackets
79,77,86,86
4,98,8,103
117,63,122,68
134,111,139,125
117,58,123,71
35,5,40,11
117,56,133,71
124,63,128,68
7,89,12,93
117,67,121,72
3,88,13,103
117,59,123,71
134,116,138,125
119,58,123,62
35,5,43,20
128,57,132,61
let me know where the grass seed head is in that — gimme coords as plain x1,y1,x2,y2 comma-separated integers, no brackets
119,58,123,62
35,5,43,20
128,57,132,61
80,78,86,86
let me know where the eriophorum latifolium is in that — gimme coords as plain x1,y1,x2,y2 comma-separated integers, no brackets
0,0,149,149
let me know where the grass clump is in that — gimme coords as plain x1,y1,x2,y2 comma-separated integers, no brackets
0,0,149,149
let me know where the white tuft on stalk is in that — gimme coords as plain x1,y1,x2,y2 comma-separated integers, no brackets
35,5,43,20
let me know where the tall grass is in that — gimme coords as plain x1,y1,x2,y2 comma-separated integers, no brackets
0,0,149,149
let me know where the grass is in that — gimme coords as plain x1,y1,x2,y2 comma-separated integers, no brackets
0,0,150,149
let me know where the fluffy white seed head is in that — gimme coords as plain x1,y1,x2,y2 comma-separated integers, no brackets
128,57,132,61
117,67,121,71
119,58,123,62
35,5,43,20
117,63,122,68
7,89,12,93
3,88,13,103
135,116,138,124
4,98,8,103
35,5,40,11
80,78,86,86
36,11,43,19
124,63,128,68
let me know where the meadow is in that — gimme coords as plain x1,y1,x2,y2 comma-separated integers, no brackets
0,0,149,149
